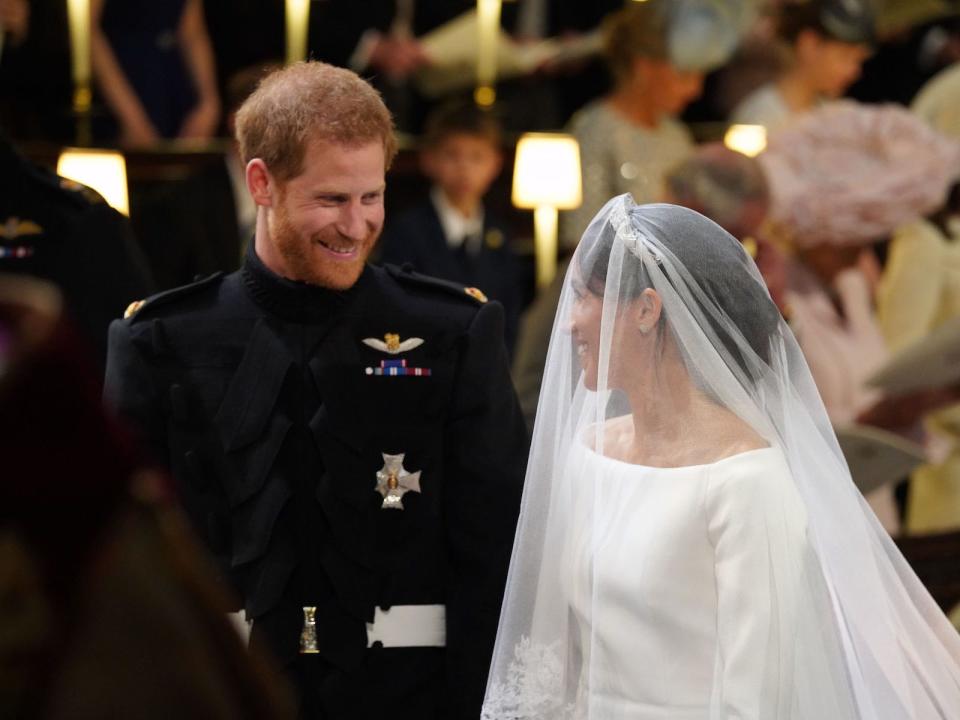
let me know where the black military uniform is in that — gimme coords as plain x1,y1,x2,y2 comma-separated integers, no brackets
0,135,155,373
104,245,528,718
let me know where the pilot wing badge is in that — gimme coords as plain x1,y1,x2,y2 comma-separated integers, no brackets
362,333,424,355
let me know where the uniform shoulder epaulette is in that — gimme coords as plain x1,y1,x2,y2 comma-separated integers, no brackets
385,263,488,305
123,272,225,321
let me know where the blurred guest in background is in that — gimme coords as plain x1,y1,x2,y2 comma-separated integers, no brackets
0,0,74,142
560,0,739,249
876,202,960,534
759,102,960,534
663,142,788,314
494,0,622,131
308,0,473,133
849,2,960,106
121,62,277,292
0,133,154,374
0,0,28,45
878,71,960,535
912,59,960,138
202,0,283,107
91,0,220,145
731,0,873,130
380,101,522,355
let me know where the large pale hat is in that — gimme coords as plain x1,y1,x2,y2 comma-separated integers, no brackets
759,101,960,247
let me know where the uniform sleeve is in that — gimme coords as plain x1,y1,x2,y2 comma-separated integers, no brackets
104,318,168,469
705,453,808,719
443,301,528,719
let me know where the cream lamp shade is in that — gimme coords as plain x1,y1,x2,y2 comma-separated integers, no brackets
512,133,582,289
723,124,767,158
57,148,130,216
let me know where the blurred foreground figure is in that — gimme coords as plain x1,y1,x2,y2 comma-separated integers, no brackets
0,134,154,374
0,274,294,720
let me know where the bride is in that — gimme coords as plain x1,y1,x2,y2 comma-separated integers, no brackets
482,197,960,719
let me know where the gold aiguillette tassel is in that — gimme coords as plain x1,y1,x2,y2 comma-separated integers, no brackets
299,606,319,654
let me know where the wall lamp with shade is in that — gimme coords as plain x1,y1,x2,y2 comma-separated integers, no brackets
723,124,767,158
62,0,129,216
512,133,582,289
57,148,130,216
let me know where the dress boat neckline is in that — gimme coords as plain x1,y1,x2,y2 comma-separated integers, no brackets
578,443,778,472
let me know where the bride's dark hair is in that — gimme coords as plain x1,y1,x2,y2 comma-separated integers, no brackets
576,204,781,376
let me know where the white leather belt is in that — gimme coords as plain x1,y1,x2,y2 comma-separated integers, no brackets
228,605,447,650
366,604,446,648
227,609,253,646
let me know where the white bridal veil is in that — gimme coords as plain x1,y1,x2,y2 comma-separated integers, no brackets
482,197,960,719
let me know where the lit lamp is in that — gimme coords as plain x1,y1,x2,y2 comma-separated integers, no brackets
724,124,767,158
286,0,311,65
512,133,582,289
62,2,128,217
66,0,92,144
57,148,130,216
475,0,502,107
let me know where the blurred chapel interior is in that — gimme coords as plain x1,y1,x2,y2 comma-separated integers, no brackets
4,0,960,643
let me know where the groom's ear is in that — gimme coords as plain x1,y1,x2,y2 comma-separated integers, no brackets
632,288,663,333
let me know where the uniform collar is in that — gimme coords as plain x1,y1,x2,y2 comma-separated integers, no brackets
241,242,369,323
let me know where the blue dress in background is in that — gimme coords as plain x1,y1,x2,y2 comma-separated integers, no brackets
101,0,196,138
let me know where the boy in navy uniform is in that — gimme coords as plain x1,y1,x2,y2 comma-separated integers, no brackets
104,62,527,719
379,102,523,355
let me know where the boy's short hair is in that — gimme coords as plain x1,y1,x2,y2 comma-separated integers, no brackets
778,0,875,45
421,101,502,150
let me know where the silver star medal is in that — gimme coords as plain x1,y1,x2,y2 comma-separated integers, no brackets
375,453,421,510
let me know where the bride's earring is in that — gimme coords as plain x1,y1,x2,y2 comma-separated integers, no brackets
638,324,651,335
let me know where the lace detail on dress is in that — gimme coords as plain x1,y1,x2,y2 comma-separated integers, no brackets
481,637,576,720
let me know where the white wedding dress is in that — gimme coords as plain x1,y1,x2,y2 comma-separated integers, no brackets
484,200,960,720
559,442,807,719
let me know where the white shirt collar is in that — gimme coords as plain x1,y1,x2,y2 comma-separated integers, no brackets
430,186,484,251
